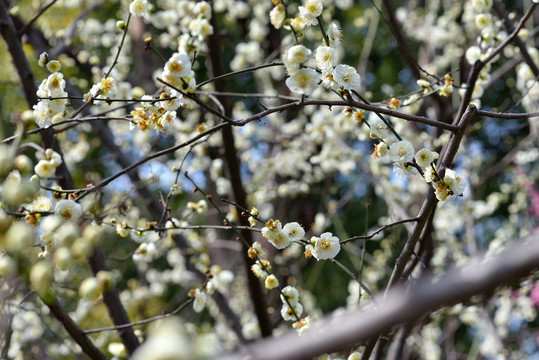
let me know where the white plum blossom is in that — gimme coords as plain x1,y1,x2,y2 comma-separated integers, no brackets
415,148,438,168
434,181,449,201
270,4,286,29
315,46,337,72
34,159,57,178
133,242,158,262
389,140,415,164
371,142,389,159
443,169,467,196
424,166,436,183
33,72,69,127
38,52,48,67
261,219,290,249
265,274,279,289
285,68,319,96
164,53,193,78
465,46,482,65
280,285,300,305
283,45,312,75
29,195,52,212
327,23,343,47
46,60,61,73
394,163,418,178
108,343,126,358
188,17,213,40
281,302,303,321
298,0,323,26
280,285,303,321
162,52,194,90
129,0,149,17
369,116,392,139
251,259,270,279
310,232,341,260
192,1,211,19
283,222,305,242
159,90,188,111
193,289,207,313
54,200,83,222
333,64,361,91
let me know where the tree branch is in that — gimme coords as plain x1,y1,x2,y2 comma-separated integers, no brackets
206,2,272,337
46,297,107,360
221,233,539,360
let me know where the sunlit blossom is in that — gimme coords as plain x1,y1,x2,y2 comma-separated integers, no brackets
315,46,337,72
193,289,207,313
312,232,341,260
299,0,323,26
389,140,415,164
54,200,83,222
285,68,319,96
129,0,149,17
415,148,438,168
333,64,361,91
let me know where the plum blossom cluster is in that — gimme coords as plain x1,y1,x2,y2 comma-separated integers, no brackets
33,53,69,127
283,3,360,97
130,52,195,132
260,219,306,249
370,126,467,201
283,45,319,96
431,168,467,201
34,149,63,179
280,285,303,322
145,0,214,53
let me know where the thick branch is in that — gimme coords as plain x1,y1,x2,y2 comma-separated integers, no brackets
46,298,107,360
222,233,539,360
87,249,140,355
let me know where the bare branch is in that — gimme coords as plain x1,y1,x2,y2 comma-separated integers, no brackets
18,0,58,36
340,217,420,244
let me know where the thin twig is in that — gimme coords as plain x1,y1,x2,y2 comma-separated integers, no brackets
340,217,420,244
18,0,58,36
330,258,377,307
84,298,193,334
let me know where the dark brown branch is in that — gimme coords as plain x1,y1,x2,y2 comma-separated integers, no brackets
380,0,421,80
330,258,377,306
340,217,420,244
45,297,106,360
206,2,272,337
475,109,539,119
87,249,140,355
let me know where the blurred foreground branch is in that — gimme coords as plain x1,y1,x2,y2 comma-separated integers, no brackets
222,233,539,360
